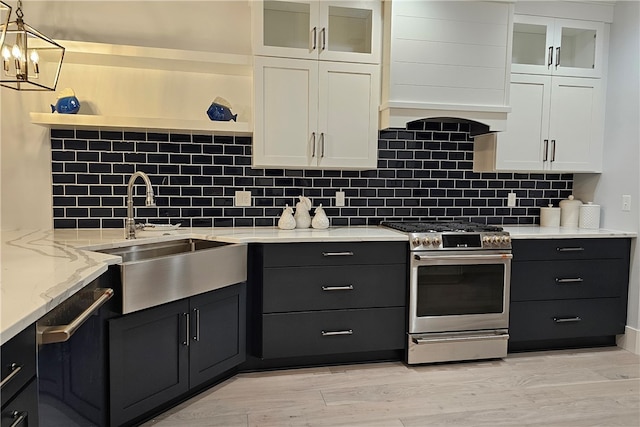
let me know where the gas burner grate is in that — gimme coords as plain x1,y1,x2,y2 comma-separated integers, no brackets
380,221,503,233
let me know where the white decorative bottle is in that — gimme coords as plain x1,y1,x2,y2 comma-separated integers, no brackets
294,196,312,228
311,204,330,229
277,204,296,230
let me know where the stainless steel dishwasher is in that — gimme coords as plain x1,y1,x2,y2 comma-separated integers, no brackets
37,269,119,427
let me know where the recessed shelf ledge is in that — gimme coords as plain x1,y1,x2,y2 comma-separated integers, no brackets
30,113,252,136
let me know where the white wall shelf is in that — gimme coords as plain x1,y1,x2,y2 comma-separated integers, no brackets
30,113,251,136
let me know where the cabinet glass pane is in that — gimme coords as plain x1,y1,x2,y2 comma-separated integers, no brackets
264,1,310,50
327,6,372,54
559,27,596,69
512,23,547,66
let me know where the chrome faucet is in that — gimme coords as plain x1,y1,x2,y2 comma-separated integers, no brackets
126,171,156,239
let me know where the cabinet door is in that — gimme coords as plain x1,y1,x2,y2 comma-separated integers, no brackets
548,76,603,172
318,1,381,64
109,300,189,427
495,74,550,171
317,61,379,169
189,283,246,388
253,56,318,169
512,15,605,78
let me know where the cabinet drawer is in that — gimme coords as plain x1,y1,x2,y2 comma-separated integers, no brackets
509,298,626,342
1,379,38,427
261,307,406,359
511,259,628,301
512,238,630,261
263,265,406,313
262,242,407,267
1,325,36,404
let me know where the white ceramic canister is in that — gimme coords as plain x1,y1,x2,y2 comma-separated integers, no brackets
559,195,583,228
579,202,601,229
540,204,561,227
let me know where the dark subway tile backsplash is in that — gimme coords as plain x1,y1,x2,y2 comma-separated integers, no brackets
51,120,573,228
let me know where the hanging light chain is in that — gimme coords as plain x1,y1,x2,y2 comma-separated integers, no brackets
15,0,23,20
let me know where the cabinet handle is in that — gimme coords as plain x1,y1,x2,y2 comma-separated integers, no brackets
322,251,354,257
193,308,200,342
321,329,353,336
312,26,317,51
548,46,553,68
0,363,22,390
556,278,584,284
553,316,582,323
320,132,325,158
543,139,549,161
557,247,585,252
321,27,326,51
182,312,190,346
9,411,27,427
311,132,316,157
556,47,561,68
322,285,354,291
551,139,556,162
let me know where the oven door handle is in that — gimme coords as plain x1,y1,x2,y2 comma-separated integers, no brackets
414,253,513,261
413,333,509,344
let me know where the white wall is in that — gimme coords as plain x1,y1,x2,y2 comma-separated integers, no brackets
574,0,640,352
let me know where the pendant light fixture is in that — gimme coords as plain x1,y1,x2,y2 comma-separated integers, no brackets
0,0,64,91
0,2,10,48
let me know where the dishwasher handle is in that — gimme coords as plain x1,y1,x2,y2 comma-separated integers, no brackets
38,288,114,344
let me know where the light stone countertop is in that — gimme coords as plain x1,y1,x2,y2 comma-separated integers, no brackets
2,225,636,345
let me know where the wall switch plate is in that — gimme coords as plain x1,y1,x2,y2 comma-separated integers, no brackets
622,195,631,211
335,191,346,207
235,191,252,207
507,193,517,207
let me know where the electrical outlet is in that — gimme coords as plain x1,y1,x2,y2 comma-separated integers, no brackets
507,193,517,207
335,191,346,207
622,195,631,212
235,191,252,207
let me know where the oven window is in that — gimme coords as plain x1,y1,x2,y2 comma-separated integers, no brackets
416,264,504,316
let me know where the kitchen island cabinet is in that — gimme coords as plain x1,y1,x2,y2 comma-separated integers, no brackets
1,325,38,427
247,241,407,366
508,238,631,352
109,282,246,427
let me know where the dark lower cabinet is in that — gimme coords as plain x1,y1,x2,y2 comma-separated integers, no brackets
1,324,38,427
109,282,246,426
509,238,631,352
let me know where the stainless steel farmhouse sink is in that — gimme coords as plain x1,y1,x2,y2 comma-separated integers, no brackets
96,238,247,314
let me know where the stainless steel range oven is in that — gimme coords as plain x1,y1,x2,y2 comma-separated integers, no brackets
381,221,512,364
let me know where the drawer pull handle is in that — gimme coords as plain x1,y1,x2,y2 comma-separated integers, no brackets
183,312,190,346
321,329,353,337
0,363,22,390
553,316,582,323
555,278,584,284
557,247,585,252
322,251,354,257
322,285,354,291
10,411,27,427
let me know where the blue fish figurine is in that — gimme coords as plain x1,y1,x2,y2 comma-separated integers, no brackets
51,88,80,114
206,96,237,122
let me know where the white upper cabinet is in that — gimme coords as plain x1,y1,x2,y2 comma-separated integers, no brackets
474,74,604,173
252,0,381,64
511,15,605,78
253,56,379,169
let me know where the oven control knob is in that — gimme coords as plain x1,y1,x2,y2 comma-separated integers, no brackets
482,236,491,246
412,237,421,247
422,237,431,246
491,236,500,245
501,236,510,244
432,237,441,247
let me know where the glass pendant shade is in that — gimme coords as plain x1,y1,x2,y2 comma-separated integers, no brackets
0,2,64,91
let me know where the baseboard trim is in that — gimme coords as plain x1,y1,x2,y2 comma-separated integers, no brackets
617,326,640,355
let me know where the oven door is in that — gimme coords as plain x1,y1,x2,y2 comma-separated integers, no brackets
409,250,512,334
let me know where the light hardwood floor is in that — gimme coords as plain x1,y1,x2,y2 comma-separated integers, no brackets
143,347,640,427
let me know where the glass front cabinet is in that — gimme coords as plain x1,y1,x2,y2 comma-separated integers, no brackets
252,0,381,64
511,14,605,78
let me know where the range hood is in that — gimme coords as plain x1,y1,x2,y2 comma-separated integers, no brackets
380,0,514,135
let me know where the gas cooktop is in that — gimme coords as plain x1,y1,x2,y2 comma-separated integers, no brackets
380,221,511,251
380,221,503,233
